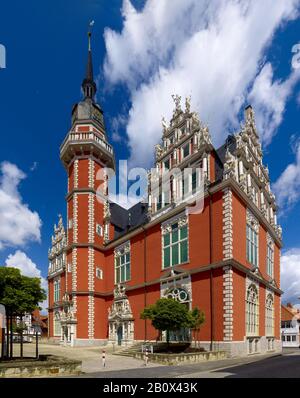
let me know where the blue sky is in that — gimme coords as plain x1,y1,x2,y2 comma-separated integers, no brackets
0,0,300,305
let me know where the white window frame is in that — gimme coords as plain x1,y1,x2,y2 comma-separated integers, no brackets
246,284,259,337
162,215,189,269
246,211,259,267
181,142,190,159
96,267,103,280
54,278,60,303
114,242,131,284
53,312,61,337
265,293,274,337
266,235,274,278
96,223,103,237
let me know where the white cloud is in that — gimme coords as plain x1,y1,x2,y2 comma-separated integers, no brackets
5,250,48,312
0,161,42,250
110,114,128,143
281,248,300,303
103,0,300,167
248,63,300,145
273,142,300,211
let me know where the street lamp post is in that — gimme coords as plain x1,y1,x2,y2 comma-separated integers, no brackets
32,323,41,360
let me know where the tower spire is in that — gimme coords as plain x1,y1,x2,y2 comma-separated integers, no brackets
82,24,97,100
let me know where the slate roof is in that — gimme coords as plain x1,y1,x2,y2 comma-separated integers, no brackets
110,201,148,239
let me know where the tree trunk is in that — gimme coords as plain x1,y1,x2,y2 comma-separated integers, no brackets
20,315,23,359
166,330,170,348
6,314,9,358
9,315,13,359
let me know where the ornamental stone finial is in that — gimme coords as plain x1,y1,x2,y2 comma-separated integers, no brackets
162,117,168,134
185,95,191,113
172,94,182,113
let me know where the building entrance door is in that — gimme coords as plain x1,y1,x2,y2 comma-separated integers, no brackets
117,325,123,346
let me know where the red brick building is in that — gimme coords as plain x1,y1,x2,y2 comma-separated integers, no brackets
48,34,282,357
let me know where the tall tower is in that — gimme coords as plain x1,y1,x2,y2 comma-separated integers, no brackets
60,31,115,344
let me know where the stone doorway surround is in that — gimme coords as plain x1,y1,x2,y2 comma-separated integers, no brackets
108,284,134,346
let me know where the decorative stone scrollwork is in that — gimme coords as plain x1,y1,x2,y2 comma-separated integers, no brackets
162,117,168,135
223,148,236,180
155,144,164,160
103,200,111,221
191,112,200,129
161,214,188,235
114,284,126,299
275,225,282,239
239,174,247,192
195,125,212,150
114,241,130,258
260,205,268,218
246,209,259,232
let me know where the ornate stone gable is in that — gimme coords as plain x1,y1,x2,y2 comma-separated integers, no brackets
155,95,213,164
222,106,282,240
48,214,67,276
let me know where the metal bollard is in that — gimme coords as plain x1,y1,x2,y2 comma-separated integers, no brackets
102,349,106,368
144,348,149,366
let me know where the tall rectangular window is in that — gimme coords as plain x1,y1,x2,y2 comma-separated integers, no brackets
246,223,258,266
53,316,61,337
266,240,274,277
192,170,197,193
115,244,131,284
182,143,190,159
156,193,162,211
265,294,274,337
164,158,170,171
54,279,60,302
163,221,188,269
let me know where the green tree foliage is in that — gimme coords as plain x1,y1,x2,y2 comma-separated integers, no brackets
140,298,205,344
187,307,205,347
0,267,46,315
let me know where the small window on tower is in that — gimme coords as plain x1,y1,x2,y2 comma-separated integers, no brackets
67,263,72,273
68,219,73,229
96,267,103,280
96,224,103,236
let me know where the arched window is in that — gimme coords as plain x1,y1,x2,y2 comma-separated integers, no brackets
165,287,190,304
53,312,61,337
265,294,274,336
246,284,259,336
